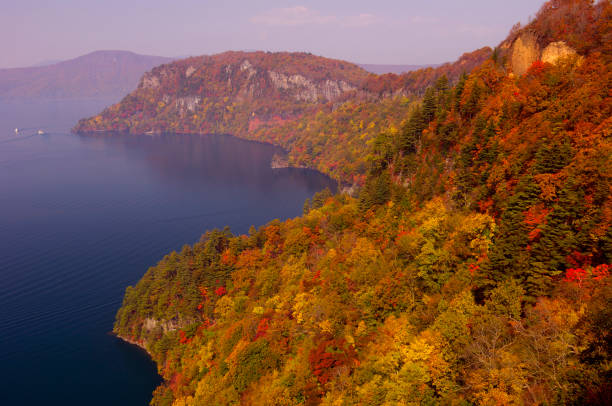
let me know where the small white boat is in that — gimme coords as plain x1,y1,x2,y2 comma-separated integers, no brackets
14,128,19,134
37,129,45,135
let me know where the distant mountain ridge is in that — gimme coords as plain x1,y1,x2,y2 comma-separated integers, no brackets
0,51,173,100
358,63,440,75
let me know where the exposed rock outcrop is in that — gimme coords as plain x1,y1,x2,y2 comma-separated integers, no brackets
141,72,161,89
510,32,541,76
510,33,579,75
185,65,196,78
114,317,187,354
270,153,289,169
240,59,257,79
175,95,201,113
142,317,183,333
267,71,355,102
542,41,578,64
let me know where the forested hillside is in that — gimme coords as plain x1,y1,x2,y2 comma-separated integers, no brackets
111,1,611,405
74,48,490,186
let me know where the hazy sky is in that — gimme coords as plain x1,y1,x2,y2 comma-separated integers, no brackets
1,0,544,68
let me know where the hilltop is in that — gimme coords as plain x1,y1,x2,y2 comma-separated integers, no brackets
0,50,172,100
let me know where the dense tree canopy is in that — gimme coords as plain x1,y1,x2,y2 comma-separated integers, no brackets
111,1,611,404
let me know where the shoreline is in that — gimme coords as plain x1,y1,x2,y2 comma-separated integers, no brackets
111,331,153,356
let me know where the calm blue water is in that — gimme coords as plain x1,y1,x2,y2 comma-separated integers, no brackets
0,100,335,405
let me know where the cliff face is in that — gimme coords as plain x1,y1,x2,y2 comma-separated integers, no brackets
541,41,578,64
510,32,541,76
138,54,361,104
267,70,356,102
509,32,579,75
73,51,369,136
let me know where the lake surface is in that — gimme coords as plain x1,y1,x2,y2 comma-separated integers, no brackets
0,100,335,405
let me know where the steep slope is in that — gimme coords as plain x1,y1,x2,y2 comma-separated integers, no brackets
112,1,612,405
74,51,370,135
235,48,492,187
0,50,172,100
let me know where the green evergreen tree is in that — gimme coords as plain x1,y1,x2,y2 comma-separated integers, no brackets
435,74,450,113
528,184,585,296
533,138,573,174
311,188,333,210
422,87,437,123
461,83,482,118
454,73,467,112
399,106,424,154
358,171,391,211
486,175,540,291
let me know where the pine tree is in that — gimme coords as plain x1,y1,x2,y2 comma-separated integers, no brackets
358,171,391,211
528,184,585,296
486,175,541,290
454,73,467,112
461,83,482,119
400,106,424,154
435,74,450,113
533,138,572,174
372,171,392,205
311,188,333,210
422,87,437,123
453,116,488,206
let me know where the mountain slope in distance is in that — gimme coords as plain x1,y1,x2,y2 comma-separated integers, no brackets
358,63,440,75
0,50,173,100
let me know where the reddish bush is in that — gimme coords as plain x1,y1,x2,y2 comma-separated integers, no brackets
308,338,358,385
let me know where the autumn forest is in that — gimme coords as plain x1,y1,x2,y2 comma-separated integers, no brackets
75,1,612,405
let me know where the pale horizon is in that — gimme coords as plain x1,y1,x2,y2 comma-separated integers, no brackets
2,0,543,69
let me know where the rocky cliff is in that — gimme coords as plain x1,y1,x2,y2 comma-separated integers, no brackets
508,32,579,75
73,51,369,135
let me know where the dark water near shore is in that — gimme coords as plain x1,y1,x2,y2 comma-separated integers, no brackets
0,100,335,405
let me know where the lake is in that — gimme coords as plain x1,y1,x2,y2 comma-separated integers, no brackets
0,99,335,405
